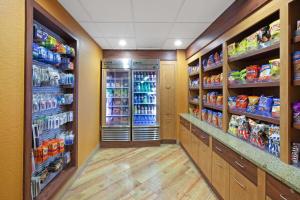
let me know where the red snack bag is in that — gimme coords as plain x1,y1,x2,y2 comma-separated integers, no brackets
236,95,248,109
246,65,260,81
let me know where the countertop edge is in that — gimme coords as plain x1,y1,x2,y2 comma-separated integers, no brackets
179,113,300,193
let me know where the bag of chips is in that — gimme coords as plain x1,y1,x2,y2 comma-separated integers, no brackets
259,64,272,81
268,125,280,157
269,19,280,42
246,96,260,113
249,119,269,149
228,115,239,136
218,112,223,128
228,96,237,110
237,115,250,141
257,96,273,117
246,65,260,82
269,59,280,80
212,112,218,127
236,95,248,109
271,98,280,118
202,109,208,121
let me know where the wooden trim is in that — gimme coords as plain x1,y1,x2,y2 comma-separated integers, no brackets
103,50,177,61
100,141,161,148
24,1,78,199
160,139,177,144
186,0,271,58
179,142,223,200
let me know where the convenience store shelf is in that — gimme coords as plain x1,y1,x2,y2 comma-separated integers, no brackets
294,80,300,86
293,123,300,130
189,101,199,106
202,103,223,111
203,85,223,90
229,81,279,88
295,36,300,43
203,62,223,72
228,108,280,125
189,72,199,77
228,42,280,62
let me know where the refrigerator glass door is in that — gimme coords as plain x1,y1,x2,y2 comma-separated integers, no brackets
132,70,159,127
103,69,131,127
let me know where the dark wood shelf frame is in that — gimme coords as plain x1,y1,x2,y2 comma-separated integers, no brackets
229,81,280,88
228,42,280,62
228,109,280,125
203,62,223,72
295,36,300,43
189,101,200,106
293,123,300,130
203,85,223,90
294,80,300,86
202,103,223,111
25,1,78,200
189,87,200,90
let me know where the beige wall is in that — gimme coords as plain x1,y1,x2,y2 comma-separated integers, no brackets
0,0,102,199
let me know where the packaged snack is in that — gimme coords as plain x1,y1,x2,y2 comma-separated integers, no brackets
218,112,223,128
38,46,47,61
258,64,272,81
249,119,269,149
291,143,300,164
237,115,250,141
293,51,300,61
32,43,39,59
212,112,218,127
202,109,208,121
202,95,207,104
228,115,239,136
208,54,215,66
269,20,280,42
45,35,57,50
214,52,221,64
237,39,248,55
257,26,271,46
228,43,237,57
240,68,247,81
246,96,260,113
271,98,280,118
246,32,259,51
294,60,300,80
207,110,212,124
246,65,260,81
202,59,207,69
257,96,273,117
216,95,223,106
268,125,280,157
236,95,248,109
210,92,217,105
269,59,280,80
293,101,300,123
228,96,237,109
228,71,240,83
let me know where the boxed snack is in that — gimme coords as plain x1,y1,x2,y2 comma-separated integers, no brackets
269,19,280,42
228,43,237,57
209,92,217,104
269,59,280,80
258,64,272,81
246,65,260,81
228,115,239,136
246,96,260,113
271,98,280,118
257,96,273,117
236,95,248,109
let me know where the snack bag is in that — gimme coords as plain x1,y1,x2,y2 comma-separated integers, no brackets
214,52,221,64
228,96,237,109
228,43,237,57
258,64,272,81
237,115,250,141
257,96,273,117
237,39,247,55
212,112,218,127
210,92,217,105
246,96,260,113
291,143,300,164
202,59,208,69
246,31,259,51
257,26,271,47
216,95,223,106
246,65,260,81
228,115,239,136
249,119,269,149
269,59,280,80
208,54,215,66
236,95,248,109
218,112,223,128
202,109,208,121
207,110,212,124
268,125,280,157
271,98,280,118
293,101,300,123
269,19,280,42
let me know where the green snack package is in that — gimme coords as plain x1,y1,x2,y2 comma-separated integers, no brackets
270,19,280,42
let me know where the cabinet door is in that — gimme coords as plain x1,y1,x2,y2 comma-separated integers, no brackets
199,140,212,181
229,166,257,200
161,115,176,140
212,152,230,200
191,133,199,162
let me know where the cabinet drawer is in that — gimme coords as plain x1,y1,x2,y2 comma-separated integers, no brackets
212,138,230,162
180,117,190,130
266,174,300,200
228,150,257,185
191,124,209,146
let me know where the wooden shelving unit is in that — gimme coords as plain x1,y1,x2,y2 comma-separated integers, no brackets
295,35,300,43
294,80,300,86
228,81,279,88
203,62,223,72
189,101,200,106
203,85,223,90
187,57,200,117
293,123,300,130
202,103,223,111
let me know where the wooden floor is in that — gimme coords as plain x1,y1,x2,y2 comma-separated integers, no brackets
61,144,217,200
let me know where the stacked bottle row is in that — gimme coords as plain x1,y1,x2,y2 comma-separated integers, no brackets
134,105,156,115
134,82,156,92
134,94,156,104
134,72,156,81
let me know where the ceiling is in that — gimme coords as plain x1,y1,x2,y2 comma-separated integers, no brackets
58,0,235,50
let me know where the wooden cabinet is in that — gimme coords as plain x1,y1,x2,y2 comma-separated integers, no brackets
179,117,190,153
190,132,199,162
229,166,257,200
266,174,300,200
212,152,230,200
160,61,176,140
198,138,212,181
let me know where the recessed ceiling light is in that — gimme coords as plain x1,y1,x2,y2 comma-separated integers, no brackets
174,40,182,47
119,39,127,47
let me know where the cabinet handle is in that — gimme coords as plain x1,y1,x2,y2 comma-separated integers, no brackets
234,161,245,169
279,194,288,200
215,146,223,152
233,177,246,190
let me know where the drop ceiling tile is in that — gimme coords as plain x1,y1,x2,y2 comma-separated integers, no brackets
132,0,184,22
95,23,135,37
80,0,133,22
135,23,173,38
162,38,194,49
176,0,234,22
169,23,210,39
106,38,136,49
58,0,91,21
80,22,104,37
136,37,166,49
94,38,112,49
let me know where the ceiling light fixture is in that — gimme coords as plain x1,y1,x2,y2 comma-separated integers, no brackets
174,40,182,47
119,39,127,47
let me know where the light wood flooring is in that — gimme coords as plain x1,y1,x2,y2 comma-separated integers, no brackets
61,144,217,200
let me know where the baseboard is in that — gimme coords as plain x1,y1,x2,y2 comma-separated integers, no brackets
52,144,100,200
100,140,160,148
179,143,223,200
160,139,177,144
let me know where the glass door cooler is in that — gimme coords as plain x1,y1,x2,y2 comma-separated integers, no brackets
101,59,131,141
132,59,160,141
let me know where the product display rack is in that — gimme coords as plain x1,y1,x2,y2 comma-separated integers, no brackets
25,2,78,200
187,58,200,118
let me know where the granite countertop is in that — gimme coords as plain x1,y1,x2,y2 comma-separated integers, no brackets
180,113,300,193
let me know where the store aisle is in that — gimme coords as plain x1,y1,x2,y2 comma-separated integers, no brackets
61,145,217,200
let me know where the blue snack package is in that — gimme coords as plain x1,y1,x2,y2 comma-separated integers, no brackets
46,50,54,64
293,51,300,61
38,46,47,61
228,96,237,109
257,96,273,117
202,59,207,69
32,43,39,59
53,53,61,65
